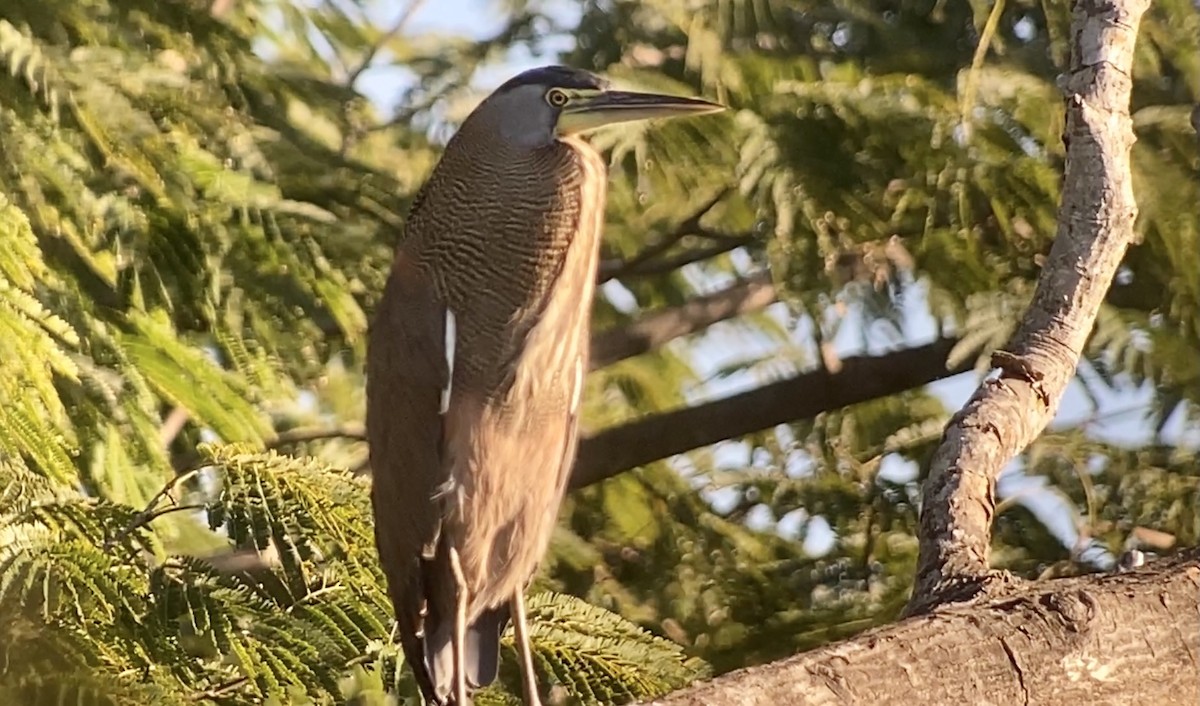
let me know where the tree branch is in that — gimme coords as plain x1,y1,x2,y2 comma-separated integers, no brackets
599,189,728,271
174,282,780,472
266,424,366,447
170,425,367,472
159,405,191,449
645,549,1200,706
570,337,969,489
595,187,760,283
110,468,205,548
589,273,777,369
598,234,756,283
209,0,236,19
343,0,427,90
908,0,1150,613
173,338,964,486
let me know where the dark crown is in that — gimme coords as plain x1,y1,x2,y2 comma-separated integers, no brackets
494,65,610,94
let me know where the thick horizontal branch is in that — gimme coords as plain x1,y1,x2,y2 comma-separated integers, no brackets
646,549,1200,706
211,336,965,487
180,324,961,491
571,337,969,489
909,0,1150,612
173,287,778,472
589,274,777,369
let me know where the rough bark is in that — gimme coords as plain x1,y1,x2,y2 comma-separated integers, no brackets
647,550,1200,706
641,1,1173,704
571,337,968,489
909,0,1150,612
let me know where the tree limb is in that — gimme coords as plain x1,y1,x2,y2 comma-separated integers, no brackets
596,188,730,281
588,273,777,369
645,549,1200,706
595,189,734,284
175,283,778,472
174,338,966,485
159,406,191,449
209,0,235,19
267,425,366,447
570,337,969,489
908,0,1150,613
170,424,367,472
597,234,757,283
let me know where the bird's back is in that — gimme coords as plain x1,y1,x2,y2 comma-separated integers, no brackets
367,124,607,704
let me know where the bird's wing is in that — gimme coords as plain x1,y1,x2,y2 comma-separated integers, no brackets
366,251,452,703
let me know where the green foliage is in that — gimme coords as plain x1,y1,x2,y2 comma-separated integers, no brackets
0,196,80,486
0,0,1197,702
524,592,709,703
553,0,1199,679
0,449,706,703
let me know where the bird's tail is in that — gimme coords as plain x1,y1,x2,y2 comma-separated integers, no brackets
406,605,511,706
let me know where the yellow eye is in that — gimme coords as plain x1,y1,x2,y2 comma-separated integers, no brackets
546,89,570,107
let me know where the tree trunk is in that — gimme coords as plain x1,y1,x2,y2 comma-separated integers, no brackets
645,0,1190,704
909,0,1150,612
648,550,1200,706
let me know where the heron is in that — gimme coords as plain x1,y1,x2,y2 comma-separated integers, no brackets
366,65,723,706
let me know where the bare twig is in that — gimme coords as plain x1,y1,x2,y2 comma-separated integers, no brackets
191,677,250,701
209,0,236,19
170,425,367,472
343,0,427,90
339,0,427,155
598,234,757,283
589,273,777,369
907,0,1150,614
201,542,281,575
597,187,754,283
265,424,366,449
137,504,207,524
108,468,204,549
159,406,191,449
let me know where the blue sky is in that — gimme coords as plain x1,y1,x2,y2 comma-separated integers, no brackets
348,1,1194,565
356,0,579,114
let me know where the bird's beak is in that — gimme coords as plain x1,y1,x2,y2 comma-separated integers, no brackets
558,90,725,135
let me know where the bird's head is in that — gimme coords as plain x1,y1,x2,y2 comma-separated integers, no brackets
469,65,724,148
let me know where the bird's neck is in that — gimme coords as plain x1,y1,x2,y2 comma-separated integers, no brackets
407,135,608,294
398,133,610,397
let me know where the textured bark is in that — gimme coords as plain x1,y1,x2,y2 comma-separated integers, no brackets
648,550,1200,706
642,1,1174,704
588,274,777,370
909,0,1150,612
571,337,967,489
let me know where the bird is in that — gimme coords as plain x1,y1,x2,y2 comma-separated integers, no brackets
366,64,723,706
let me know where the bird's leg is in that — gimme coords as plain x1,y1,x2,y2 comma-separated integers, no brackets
510,590,542,706
448,547,469,706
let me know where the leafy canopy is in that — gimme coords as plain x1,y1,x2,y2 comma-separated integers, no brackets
0,0,1197,702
